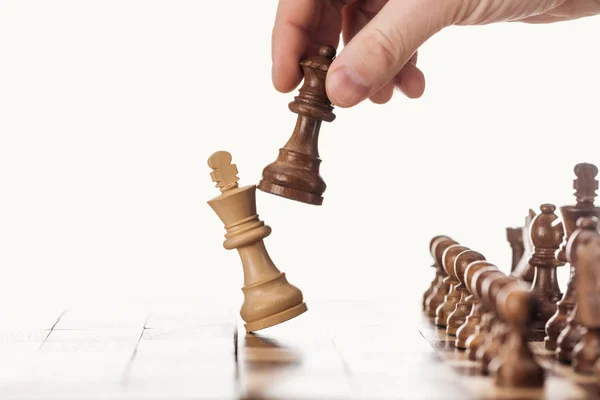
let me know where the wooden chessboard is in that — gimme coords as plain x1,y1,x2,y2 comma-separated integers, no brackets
1,301,594,399
418,316,599,400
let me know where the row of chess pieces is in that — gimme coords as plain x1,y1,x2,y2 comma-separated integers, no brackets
424,162,600,389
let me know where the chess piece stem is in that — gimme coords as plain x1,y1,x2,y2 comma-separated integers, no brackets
207,151,307,332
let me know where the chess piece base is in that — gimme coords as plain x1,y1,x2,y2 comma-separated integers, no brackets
244,302,307,332
258,180,323,206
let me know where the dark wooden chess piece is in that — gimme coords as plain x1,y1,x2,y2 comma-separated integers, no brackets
511,209,537,284
570,217,600,373
528,204,565,338
425,238,459,318
506,226,525,273
477,274,515,375
424,235,451,310
546,163,600,350
435,244,469,328
490,281,545,388
447,250,486,336
258,45,336,206
457,261,497,350
466,267,503,360
557,216,600,364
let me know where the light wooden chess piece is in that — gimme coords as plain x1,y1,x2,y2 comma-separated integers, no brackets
424,235,451,310
457,261,497,350
571,217,600,373
435,244,469,328
447,250,486,336
258,45,336,206
546,163,600,351
425,237,458,318
207,151,307,332
490,281,545,388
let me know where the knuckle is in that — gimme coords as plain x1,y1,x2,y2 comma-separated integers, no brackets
363,28,402,72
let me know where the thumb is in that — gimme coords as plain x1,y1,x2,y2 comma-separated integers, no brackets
326,0,453,108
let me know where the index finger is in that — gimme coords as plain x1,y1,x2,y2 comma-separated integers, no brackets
272,0,321,93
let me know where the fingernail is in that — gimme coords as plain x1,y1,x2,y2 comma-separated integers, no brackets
327,66,370,107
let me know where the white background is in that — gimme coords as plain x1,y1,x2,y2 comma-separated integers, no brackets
1,1,599,311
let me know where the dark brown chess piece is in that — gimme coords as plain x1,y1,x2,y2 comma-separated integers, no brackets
435,244,469,328
570,217,600,373
258,45,336,206
490,281,545,388
425,238,459,318
528,204,565,338
465,267,504,361
457,261,497,350
477,274,515,375
506,226,525,273
447,250,486,336
546,163,600,350
557,216,600,364
424,235,451,310
512,209,537,284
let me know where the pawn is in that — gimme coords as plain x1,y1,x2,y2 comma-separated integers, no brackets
490,281,545,388
425,238,459,318
466,268,504,360
477,274,515,375
447,250,486,336
424,235,451,310
456,261,497,350
435,244,469,328
207,151,307,332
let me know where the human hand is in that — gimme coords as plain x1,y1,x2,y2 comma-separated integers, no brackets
272,0,600,108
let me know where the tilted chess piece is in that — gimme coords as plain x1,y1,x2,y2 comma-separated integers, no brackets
570,217,600,373
207,151,307,332
435,244,469,328
457,261,497,350
511,209,537,284
424,235,452,310
528,204,565,338
425,237,459,318
447,250,486,336
490,281,545,388
546,163,600,350
258,45,336,206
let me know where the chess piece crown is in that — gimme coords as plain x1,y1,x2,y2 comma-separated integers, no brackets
258,45,337,206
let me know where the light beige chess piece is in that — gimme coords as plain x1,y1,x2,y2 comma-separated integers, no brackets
207,151,307,332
